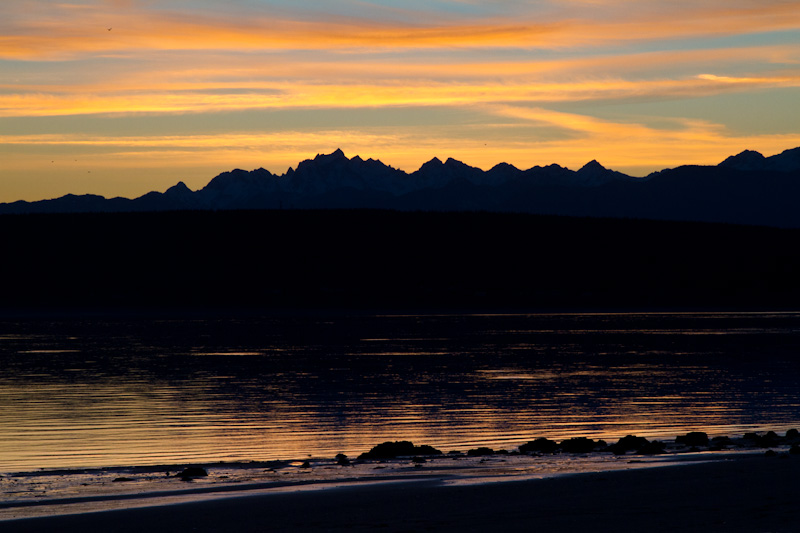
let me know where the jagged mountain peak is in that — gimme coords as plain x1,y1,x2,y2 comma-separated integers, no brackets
314,148,347,162
578,160,606,172
165,181,192,195
205,167,273,185
729,149,764,159
295,149,396,176
770,147,800,172
299,149,354,171
490,162,520,172
719,149,766,171
777,146,800,158
717,148,800,173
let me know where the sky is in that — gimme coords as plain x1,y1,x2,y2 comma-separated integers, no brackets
1,0,800,202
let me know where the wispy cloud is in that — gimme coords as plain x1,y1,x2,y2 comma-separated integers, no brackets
2,2,800,60
2,70,798,117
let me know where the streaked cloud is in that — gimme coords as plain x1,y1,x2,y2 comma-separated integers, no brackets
2,2,799,60
2,70,798,118
1,0,799,201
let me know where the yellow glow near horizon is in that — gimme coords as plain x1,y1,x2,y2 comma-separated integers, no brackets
4,116,800,202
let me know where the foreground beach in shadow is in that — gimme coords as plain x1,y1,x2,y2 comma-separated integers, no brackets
3,453,799,532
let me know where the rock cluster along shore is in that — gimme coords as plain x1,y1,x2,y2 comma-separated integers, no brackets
356,441,444,461
353,430,800,463
127,430,800,481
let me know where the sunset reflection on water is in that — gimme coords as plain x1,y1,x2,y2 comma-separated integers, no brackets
1,312,799,472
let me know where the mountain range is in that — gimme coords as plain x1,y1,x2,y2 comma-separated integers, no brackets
4,147,800,227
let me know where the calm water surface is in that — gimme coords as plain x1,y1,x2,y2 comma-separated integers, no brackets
1,312,799,472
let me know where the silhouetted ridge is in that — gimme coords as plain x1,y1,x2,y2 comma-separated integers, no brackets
165,181,191,195
773,146,800,171
719,147,800,173
575,160,617,185
417,157,444,171
489,162,520,173
720,150,766,171
579,160,605,171
316,148,347,161
3,146,800,227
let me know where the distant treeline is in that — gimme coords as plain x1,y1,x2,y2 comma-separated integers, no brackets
2,209,799,310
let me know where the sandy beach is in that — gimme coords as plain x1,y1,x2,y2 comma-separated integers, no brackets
2,453,798,532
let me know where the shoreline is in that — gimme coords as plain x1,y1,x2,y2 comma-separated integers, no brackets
0,451,700,520
2,453,798,532
2,430,797,521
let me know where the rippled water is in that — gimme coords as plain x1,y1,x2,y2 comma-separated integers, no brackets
1,311,799,472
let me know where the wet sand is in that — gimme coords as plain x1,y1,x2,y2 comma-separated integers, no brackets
2,454,798,532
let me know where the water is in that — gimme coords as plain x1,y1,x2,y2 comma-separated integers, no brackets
1,311,799,473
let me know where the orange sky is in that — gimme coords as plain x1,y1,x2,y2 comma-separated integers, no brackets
1,0,800,201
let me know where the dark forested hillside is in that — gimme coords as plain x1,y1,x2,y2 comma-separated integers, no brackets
2,209,799,310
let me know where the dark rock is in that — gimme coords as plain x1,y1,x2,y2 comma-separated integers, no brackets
300,461,311,469
765,450,779,457
789,444,800,455
113,477,135,482
412,456,426,463
560,437,600,454
711,436,733,446
637,441,667,455
608,435,649,455
745,431,781,448
786,429,799,442
519,438,558,454
358,441,443,460
335,453,351,466
676,432,709,447
467,447,495,457
743,432,760,442
178,467,208,480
